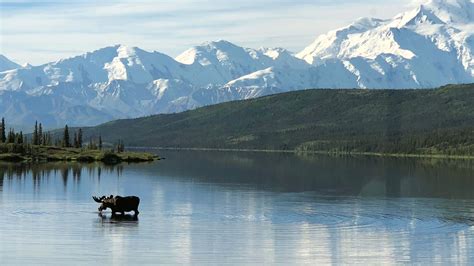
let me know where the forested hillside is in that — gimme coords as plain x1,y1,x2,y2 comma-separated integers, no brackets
82,84,474,156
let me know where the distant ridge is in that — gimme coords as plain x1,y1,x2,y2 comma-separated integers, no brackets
81,84,474,157
0,55,20,72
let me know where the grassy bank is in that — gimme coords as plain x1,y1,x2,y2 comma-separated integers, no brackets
0,145,158,164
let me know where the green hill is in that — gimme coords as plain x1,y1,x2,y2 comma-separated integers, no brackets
82,84,474,157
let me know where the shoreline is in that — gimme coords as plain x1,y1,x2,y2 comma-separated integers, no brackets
2,145,472,163
129,146,474,161
0,146,159,164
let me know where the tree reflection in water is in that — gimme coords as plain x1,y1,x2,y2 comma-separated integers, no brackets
0,162,124,192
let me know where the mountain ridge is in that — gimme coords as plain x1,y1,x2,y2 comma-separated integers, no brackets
0,55,21,72
2,0,474,128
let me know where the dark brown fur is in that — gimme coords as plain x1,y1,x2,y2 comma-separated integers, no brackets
93,195,140,216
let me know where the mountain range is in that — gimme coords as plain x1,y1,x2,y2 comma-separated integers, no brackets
1,0,474,128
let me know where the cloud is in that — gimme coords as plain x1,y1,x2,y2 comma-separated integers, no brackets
0,0,415,65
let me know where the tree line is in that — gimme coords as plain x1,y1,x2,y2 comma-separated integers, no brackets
0,118,126,153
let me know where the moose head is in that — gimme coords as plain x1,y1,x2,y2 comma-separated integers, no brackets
92,195,115,212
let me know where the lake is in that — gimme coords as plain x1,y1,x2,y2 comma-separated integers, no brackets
1,150,474,264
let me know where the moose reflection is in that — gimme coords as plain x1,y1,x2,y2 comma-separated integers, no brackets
93,195,140,216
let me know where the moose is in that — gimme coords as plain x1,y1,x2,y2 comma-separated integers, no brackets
93,195,140,216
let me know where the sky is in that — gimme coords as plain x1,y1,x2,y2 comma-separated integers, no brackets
0,0,422,65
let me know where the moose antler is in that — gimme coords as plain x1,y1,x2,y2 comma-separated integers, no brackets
92,196,106,203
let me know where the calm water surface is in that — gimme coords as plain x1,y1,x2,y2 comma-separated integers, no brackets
1,151,474,264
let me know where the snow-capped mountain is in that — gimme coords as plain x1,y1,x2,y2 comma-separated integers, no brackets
296,0,474,88
0,41,302,127
1,0,474,128
0,55,20,72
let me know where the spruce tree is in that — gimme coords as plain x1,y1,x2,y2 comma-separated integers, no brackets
73,132,78,148
17,131,23,144
43,133,50,146
88,137,97,150
63,125,70,148
33,121,38,145
7,129,15,144
98,135,103,150
78,129,83,148
0,118,5,143
38,123,43,145
116,139,125,153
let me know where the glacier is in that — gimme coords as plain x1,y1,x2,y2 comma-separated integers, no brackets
1,0,474,128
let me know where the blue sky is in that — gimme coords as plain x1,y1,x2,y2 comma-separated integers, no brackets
0,0,420,65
